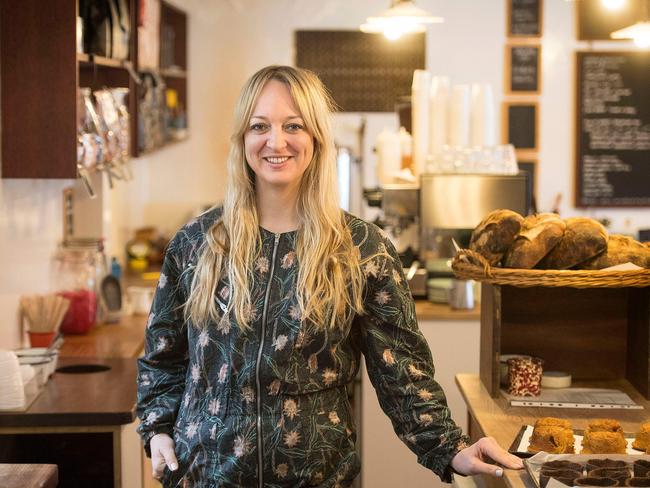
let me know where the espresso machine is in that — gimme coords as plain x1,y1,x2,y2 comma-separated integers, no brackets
420,173,528,301
367,174,529,300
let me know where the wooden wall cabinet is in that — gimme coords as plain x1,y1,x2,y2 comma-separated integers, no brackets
480,283,650,399
0,0,188,179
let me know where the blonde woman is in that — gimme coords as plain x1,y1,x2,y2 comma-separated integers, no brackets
136,65,522,487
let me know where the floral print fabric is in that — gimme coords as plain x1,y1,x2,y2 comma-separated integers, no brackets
137,207,468,487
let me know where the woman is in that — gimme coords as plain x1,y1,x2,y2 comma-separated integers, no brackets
136,65,523,487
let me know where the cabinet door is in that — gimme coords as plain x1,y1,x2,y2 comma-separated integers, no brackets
1,0,77,178
361,319,480,488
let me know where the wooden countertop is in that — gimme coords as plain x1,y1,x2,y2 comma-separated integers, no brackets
0,357,137,428
455,373,650,488
57,302,476,361
59,314,147,359
414,300,480,321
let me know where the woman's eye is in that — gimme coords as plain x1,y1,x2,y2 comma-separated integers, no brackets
285,123,304,132
249,123,267,132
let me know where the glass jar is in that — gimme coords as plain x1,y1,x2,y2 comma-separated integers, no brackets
50,239,106,334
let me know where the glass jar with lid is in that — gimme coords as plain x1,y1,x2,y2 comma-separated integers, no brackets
50,239,107,334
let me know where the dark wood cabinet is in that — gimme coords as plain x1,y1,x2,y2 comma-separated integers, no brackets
0,0,188,179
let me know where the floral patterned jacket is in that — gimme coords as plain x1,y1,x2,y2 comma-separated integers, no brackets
136,207,468,488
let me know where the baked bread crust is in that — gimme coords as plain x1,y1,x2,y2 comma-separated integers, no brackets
538,217,608,270
579,234,650,270
469,209,524,265
503,213,566,269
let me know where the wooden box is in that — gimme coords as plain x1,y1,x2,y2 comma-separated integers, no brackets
480,283,650,398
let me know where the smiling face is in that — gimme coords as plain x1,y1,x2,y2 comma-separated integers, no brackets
244,79,315,197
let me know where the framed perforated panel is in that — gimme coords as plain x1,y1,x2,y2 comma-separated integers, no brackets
295,30,425,112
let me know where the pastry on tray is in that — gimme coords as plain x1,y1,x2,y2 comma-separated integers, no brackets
586,459,629,472
633,422,650,451
582,431,628,454
528,425,576,454
582,419,627,454
539,468,582,488
634,460,650,478
536,417,573,430
574,477,618,486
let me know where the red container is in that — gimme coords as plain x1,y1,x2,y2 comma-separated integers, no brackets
57,289,97,334
28,331,57,347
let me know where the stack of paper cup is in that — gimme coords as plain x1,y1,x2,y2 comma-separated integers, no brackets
429,76,450,156
470,83,495,147
411,70,431,178
448,85,471,147
0,351,25,410
376,128,401,185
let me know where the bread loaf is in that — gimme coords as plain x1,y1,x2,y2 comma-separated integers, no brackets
537,217,608,270
469,209,523,265
503,213,566,269
578,234,650,269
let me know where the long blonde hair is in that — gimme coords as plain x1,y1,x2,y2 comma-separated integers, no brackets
185,65,365,330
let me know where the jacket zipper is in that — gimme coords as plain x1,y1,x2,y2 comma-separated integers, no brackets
256,232,280,488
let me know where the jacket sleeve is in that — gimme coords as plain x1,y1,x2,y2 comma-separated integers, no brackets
358,231,469,481
136,233,189,456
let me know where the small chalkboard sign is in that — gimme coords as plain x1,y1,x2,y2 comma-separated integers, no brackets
576,51,650,207
506,44,541,94
507,0,542,37
503,102,539,151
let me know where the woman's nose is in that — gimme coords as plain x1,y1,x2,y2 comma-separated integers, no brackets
266,126,287,150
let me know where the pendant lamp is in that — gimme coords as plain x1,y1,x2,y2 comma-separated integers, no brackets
610,0,650,47
360,0,443,41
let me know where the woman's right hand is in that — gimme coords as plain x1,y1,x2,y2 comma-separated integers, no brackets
150,433,179,479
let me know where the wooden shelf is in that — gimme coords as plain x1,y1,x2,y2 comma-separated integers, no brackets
160,67,187,78
2,0,188,176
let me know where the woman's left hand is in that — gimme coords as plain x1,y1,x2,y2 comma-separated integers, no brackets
450,436,524,477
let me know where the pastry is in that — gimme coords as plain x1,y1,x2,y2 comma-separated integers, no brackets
578,234,650,269
503,213,566,269
634,460,650,477
540,469,581,488
535,417,573,430
528,425,575,454
542,460,583,472
587,459,629,471
626,479,650,487
537,217,608,269
581,431,627,454
633,422,650,451
588,468,630,484
574,477,618,486
469,209,523,265
587,418,624,434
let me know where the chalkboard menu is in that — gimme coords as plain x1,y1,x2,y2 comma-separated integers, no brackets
576,51,650,207
504,102,538,150
507,0,542,37
507,44,541,93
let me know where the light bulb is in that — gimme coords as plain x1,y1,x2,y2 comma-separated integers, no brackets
384,25,404,40
602,0,625,10
634,33,650,47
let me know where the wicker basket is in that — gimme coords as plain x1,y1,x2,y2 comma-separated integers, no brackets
452,249,650,288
